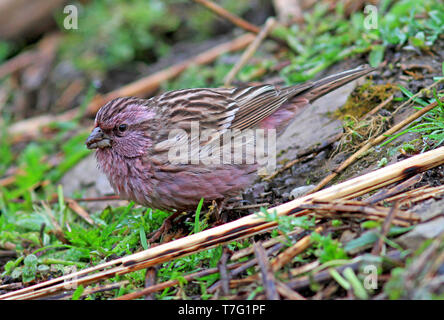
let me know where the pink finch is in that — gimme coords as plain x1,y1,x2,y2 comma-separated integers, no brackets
86,65,374,212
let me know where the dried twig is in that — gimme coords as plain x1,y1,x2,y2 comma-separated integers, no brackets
365,173,423,204
299,200,419,225
0,33,61,79
288,260,320,278
208,239,289,294
230,228,306,261
271,227,323,271
66,199,95,225
229,203,271,210
0,175,17,187
115,262,243,300
144,267,157,300
80,281,129,299
0,51,38,79
193,0,287,47
55,79,85,110
391,79,444,116
362,94,394,119
385,185,444,208
0,250,16,258
400,63,435,74
0,283,23,291
224,17,277,87
210,229,319,294
371,203,399,255
193,0,260,34
50,280,129,300
253,242,279,300
70,195,121,202
218,247,231,296
275,281,305,300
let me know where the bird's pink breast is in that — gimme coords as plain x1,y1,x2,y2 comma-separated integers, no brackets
95,148,257,211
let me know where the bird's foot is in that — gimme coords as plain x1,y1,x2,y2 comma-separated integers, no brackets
147,211,181,243
213,198,227,225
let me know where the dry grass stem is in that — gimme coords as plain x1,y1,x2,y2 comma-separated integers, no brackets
66,199,95,225
224,17,277,87
253,242,280,300
271,227,323,271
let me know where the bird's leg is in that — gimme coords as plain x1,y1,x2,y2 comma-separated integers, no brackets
214,198,227,225
147,211,182,243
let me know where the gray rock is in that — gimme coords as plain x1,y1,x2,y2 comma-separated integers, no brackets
290,185,316,199
397,197,444,250
397,217,444,251
412,197,444,221
60,154,112,196
276,80,358,161
60,154,125,212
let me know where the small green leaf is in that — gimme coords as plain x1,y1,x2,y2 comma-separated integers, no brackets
361,220,381,229
409,31,426,48
72,285,85,300
22,254,38,283
368,45,384,67
343,267,368,299
377,157,388,168
194,198,204,234
139,226,148,250
57,184,66,213
344,232,378,253
398,85,429,107
329,268,351,290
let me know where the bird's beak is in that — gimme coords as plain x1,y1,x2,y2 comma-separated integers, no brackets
86,127,112,149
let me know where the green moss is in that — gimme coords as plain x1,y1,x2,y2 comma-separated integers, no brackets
334,82,398,120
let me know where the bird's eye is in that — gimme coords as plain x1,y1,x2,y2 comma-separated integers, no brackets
118,124,127,132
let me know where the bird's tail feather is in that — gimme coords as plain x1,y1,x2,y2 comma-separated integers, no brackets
300,65,375,102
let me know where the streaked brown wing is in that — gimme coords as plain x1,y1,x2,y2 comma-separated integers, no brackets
222,83,314,130
152,88,240,158
151,65,374,162
154,65,374,136
151,84,313,166
152,83,313,153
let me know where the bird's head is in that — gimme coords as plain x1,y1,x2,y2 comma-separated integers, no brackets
86,97,155,158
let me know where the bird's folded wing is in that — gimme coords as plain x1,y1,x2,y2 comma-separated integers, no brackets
226,83,313,130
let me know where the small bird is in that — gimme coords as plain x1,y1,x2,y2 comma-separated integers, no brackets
86,65,373,230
